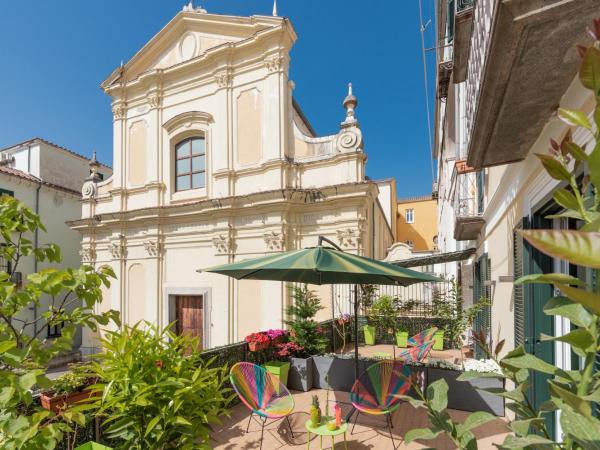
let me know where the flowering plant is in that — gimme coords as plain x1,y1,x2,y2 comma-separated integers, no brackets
336,313,351,325
275,341,304,358
265,329,286,341
244,332,270,345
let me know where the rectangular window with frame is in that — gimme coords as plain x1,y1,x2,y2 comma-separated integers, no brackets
47,322,64,339
175,137,206,192
405,208,414,224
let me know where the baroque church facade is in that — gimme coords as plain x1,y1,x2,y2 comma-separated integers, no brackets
70,5,394,350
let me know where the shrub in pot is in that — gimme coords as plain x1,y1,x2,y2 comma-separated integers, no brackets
41,363,98,414
91,322,232,450
245,331,270,352
284,285,326,391
371,295,400,345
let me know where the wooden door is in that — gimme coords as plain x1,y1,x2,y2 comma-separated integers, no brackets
175,295,203,350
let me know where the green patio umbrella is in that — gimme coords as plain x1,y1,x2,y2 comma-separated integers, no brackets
201,236,442,378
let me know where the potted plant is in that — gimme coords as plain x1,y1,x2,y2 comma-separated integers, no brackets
40,363,98,413
245,331,270,352
395,328,409,347
360,285,377,345
266,328,287,345
285,285,327,391
371,295,400,345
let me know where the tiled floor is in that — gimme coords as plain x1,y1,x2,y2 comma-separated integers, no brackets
211,390,509,449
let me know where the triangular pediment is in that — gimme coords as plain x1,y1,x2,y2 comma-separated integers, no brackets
104,10,284,86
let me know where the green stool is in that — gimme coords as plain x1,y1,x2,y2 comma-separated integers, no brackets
305,417,348,449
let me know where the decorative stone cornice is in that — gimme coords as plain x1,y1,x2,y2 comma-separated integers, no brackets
336,228,362,249
79,247,96,263
264,54,284,73
212,234,234,254
143,239,162,256
163,111,214,134
264,231,284,251
215,68,233,88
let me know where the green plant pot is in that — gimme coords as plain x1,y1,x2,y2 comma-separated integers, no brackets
74,443,113,450
433,331,444,350
395,331,408,348
363,325,376,345
263,361,290,386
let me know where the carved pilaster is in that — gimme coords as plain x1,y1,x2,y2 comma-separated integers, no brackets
108,239,126,260
111,101,127,121
147,92,163,109
336,228,362,249
212,234,234,254
79,247,96,263
215,68,233,88
264,231,285,251
264,54,285,73
143,240,162,256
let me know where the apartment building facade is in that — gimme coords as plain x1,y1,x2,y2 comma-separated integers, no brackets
434,0,598,435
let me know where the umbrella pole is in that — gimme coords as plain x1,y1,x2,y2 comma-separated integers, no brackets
354,284,359,381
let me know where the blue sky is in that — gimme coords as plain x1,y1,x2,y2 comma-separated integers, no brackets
0,0,437,198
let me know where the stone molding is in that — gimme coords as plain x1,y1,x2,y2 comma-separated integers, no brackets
143,239,162,256
336,227,362,249
212,234,234,254
163,111,214,134
215,68,233,88
111,101,127,120
264,54,285,72
79,247,96,263
108,240,125,260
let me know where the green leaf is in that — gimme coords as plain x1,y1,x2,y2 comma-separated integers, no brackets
589,142,600,196
0,340,16,354
519,229,600,269
543,296,594,328
457,371,505,381
515,273,584,286
562,141,589,162
553,188,580,211
541,329,594,358
404,427,442,443
558,108,592,129
535,153,572,181
555,283,600,315
426,379,448,413
145,416,161,437
549,382,592,417
560,408,600,448
501,353,558,375
462,411,496,431
19,371,39,390
174,416,192,426
498,434,555,449
579,46,600,96
510,418,545,437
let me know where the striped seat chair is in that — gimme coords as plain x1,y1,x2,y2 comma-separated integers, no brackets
230,362,295,449
349,360,412,449
407,326,438,347
398,340,435,364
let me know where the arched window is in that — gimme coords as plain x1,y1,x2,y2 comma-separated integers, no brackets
175,136,205,191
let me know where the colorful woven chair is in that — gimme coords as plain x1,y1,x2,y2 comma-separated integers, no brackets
349,360,412,448
398,340,434,363
407,326,438,347
230,362,295,449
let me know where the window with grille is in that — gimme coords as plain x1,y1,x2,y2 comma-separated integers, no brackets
175,137,206,191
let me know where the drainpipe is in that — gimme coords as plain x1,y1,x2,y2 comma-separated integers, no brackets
33,181,41,336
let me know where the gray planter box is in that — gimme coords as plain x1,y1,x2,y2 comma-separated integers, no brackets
288,357,314,391
427,367,505,416
313,355,378,392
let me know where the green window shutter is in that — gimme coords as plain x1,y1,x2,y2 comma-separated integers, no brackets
513,229,524,348
473,253,491,359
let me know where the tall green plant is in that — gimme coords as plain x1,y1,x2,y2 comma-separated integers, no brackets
0,196,119,449
285,284,327,356
400,19,600,449
371,295,399,335
91,322,232,450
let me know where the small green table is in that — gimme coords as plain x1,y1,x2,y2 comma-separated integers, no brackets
305,417,348,449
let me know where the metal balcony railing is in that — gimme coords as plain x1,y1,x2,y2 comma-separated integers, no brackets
453,161,484,218
457,0,474,14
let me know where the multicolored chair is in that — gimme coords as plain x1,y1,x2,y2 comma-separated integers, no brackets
398,340,435,363
407,326,438,347
349,360,412,449
230,362,295,449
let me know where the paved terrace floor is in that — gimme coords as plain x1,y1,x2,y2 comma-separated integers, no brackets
211,389,509,449
212,344,508,449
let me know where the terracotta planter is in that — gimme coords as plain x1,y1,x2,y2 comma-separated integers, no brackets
41,389,98,414
248,341,269,352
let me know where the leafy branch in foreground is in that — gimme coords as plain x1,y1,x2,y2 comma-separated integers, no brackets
0,196,120,449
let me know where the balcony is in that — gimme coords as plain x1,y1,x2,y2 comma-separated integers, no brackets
453,160,485,241
452,0,474,83
465,0,598,168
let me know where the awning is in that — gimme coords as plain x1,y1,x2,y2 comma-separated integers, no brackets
390,248,476,268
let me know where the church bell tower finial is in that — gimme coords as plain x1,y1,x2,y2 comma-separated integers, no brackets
273,0,278,16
